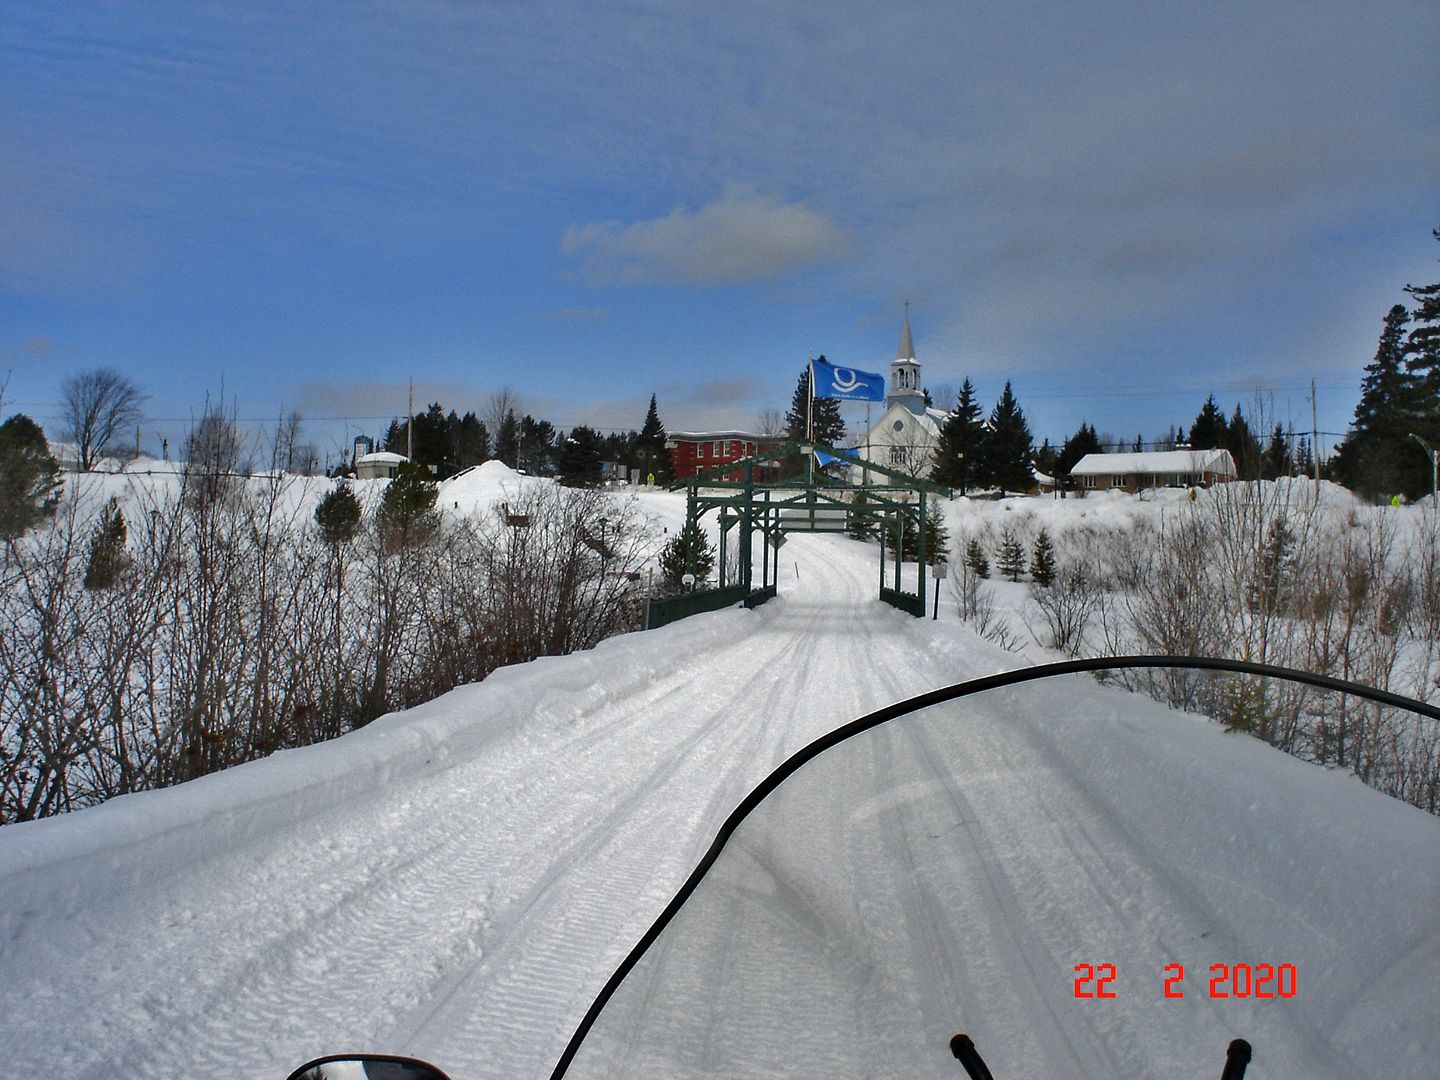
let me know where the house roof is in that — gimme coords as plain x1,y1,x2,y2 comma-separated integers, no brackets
1070,449,1237,477
357,451,409,465
667,430,780,443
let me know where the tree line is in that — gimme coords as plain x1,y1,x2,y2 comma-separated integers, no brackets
371,392,674,486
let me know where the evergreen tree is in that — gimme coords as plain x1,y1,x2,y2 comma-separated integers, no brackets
1225,404,1261,480
1188,395,1228,450
784,363,845,446
1261,424,1293,480
986,383,1033,493
1332,305,1420,498
518,415,557,475
0,414,62,539
83,499,128,590
1056,422,1102,493
1401,228,1440,492
900,496,949,561
659,519,715,590
964,537,990,579
1295,435,1314,478
1032,438,1058,478
995,528,1026,582
454,411,490,468
847,489,875,540
557,425,605,486
636,395,673,484
931,378,986,492
315,480,362,545
377,462,439,544
493,409,521,467
1132,433,1144,452
1030,528,1056,587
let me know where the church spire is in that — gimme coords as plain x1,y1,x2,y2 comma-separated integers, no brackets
897,300,916,361
887,302,924,415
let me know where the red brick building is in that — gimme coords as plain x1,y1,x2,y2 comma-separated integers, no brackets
666,431,786,482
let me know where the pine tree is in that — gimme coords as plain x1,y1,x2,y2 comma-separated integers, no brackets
636,395,673,484
659,518,715,590
1261,424,1292,480
931,378,986,492
315,480,362,545
900,496,949,561
1225,404,1261,480
1188,395,1228,450
995,528,1026,582
964,537,990,579
1056,422,1102,492
1401,228,1440,493
454,411,490,468
986,383,1033,493
493,409,521,468
784,364,845,446
0,414,62,540
847,489,875,540
378,462,439,544
1332,305,1419,498
557,425,605,486
1030,528,1056,587
83,498,128,590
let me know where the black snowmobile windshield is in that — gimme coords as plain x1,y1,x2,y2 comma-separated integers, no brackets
553,658,1440,1080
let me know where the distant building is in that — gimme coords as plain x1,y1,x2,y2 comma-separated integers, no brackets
853,309,950,481
355,450,410,480
666,431,785,482
1069,449,1236,493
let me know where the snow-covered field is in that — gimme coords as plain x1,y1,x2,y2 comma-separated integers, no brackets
1,484,1437,1078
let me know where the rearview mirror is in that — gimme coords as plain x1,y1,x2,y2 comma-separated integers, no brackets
285,1055,452,1080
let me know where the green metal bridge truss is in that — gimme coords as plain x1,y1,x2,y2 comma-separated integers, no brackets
645,442,950,629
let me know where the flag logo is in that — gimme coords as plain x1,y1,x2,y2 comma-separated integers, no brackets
812,356,884,402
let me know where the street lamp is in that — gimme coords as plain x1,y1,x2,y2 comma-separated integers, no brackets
1409,433,1438,505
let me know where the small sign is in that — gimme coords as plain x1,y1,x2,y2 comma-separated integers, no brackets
931,557,948,580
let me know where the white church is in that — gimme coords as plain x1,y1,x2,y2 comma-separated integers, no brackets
851,308,951,480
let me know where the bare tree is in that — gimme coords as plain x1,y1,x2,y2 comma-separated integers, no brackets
61,368,147,470
757,409,785,436
487,385,520,437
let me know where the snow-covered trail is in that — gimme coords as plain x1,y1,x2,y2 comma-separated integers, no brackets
2,516,1437,1078
0,530,1003,1079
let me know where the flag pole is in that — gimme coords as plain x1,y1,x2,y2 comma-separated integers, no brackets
807,355,814,444
806,355,815,485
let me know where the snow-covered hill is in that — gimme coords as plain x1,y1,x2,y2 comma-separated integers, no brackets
1,489,1437,1078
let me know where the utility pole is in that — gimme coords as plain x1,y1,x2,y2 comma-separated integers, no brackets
407,377,414,462
1410,433,1439,505
1310,378,1320,491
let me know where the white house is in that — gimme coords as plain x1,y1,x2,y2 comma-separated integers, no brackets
1069,449,1237,493
355,450,410,480
852,309,951,481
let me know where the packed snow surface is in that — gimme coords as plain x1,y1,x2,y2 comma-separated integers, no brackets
1,488,1437,1078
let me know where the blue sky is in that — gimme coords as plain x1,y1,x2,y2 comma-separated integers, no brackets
3,1,1437,466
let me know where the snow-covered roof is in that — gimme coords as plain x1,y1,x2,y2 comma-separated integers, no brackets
357,451,409,465
1070,449,1236,477
668,430,778,443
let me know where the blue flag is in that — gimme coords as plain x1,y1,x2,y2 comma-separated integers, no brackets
812,356,885,402
815,448,861,468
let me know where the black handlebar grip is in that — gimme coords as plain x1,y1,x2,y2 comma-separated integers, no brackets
1220,1037,1252,1080
950,1033,997,1080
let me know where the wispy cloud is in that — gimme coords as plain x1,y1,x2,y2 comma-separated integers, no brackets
562,188,847,287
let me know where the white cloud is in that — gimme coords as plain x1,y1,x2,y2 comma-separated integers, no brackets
562,188,847,287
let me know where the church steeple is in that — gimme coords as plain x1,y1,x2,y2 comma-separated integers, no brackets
897,302,915,362
888,302,924,415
